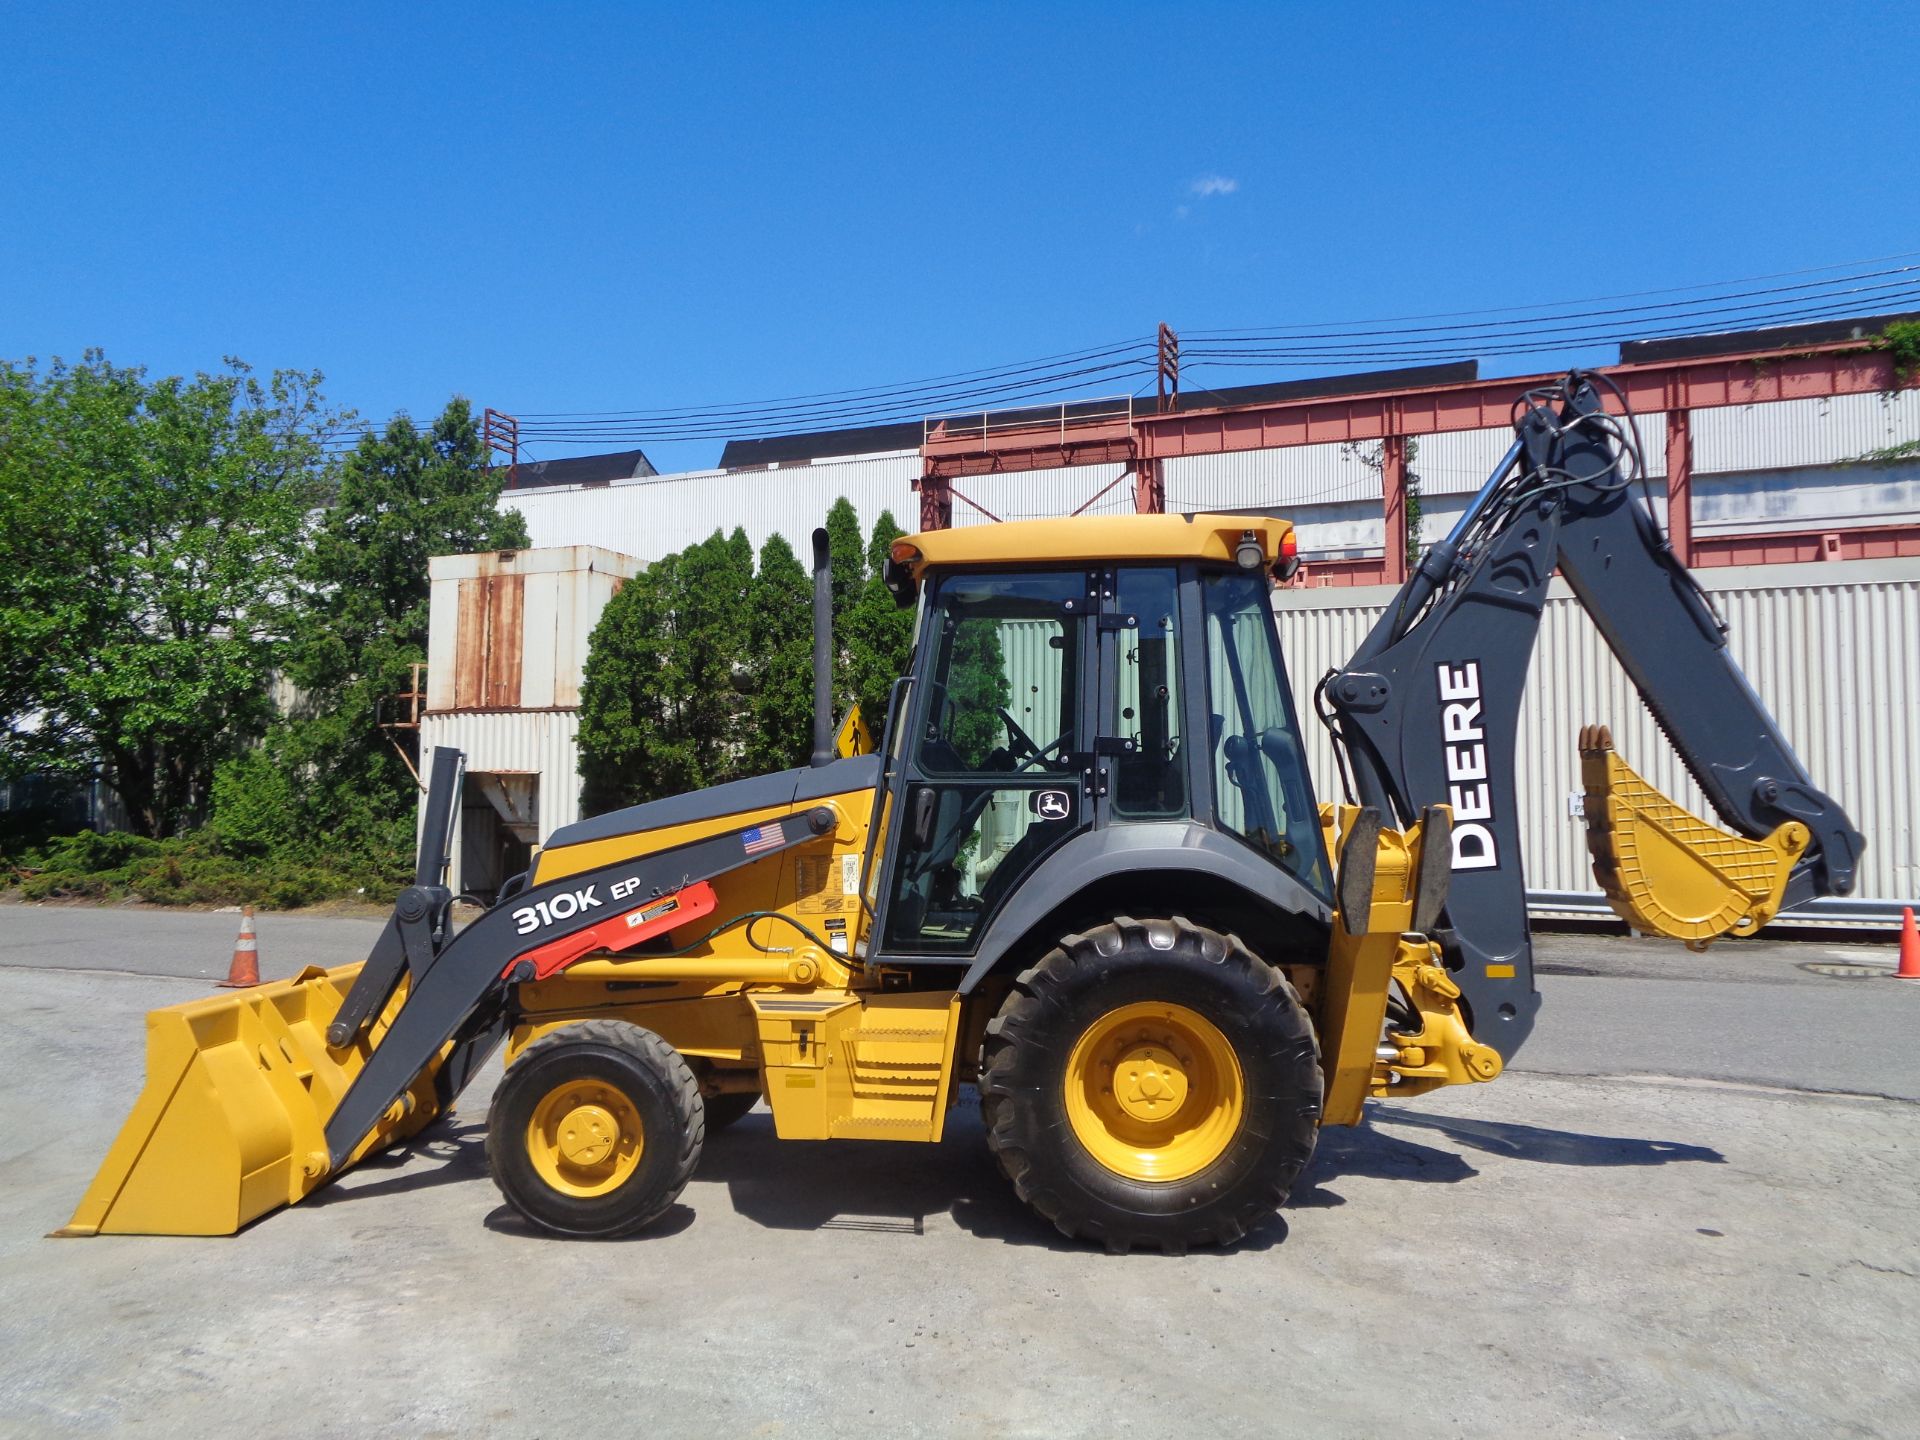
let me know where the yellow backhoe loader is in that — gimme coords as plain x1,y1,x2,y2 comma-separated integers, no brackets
60,373,1861,1252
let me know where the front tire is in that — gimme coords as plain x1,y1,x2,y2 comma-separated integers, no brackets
487,1020,704,1238
981,916,1321,1253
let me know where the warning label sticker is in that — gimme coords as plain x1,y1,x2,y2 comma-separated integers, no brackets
794,856,845,915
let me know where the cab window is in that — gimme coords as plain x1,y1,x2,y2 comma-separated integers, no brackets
1202,571,1329,895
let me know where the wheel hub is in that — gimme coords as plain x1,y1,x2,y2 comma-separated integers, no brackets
1064,1002,1245,1182
1113,1040,1190,1122
526,1080,645,1197
556,1104,619,1166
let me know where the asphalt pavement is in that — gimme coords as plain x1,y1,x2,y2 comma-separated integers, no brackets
0,902,1915,1438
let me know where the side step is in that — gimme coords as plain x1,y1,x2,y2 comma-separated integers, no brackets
750,991,963,1142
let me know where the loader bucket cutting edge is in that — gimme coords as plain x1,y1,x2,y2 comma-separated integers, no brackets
55,962,448,1237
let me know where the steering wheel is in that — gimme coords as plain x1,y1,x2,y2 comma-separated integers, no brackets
996,706,1042,762
997,707,1071,771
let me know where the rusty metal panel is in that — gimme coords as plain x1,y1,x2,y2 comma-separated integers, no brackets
482,573,525,708
431,548,640,713
453,578,487,710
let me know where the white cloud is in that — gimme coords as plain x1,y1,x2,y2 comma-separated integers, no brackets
1191,174,1239,197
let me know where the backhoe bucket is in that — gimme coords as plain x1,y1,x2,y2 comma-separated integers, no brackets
1578,725,1809,946
56,963,445,1237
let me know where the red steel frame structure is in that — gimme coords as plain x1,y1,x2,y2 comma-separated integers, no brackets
917,340,1920,586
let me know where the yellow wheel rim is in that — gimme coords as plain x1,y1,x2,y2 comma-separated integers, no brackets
525,1079,645,1198
1064,1001,1244,1182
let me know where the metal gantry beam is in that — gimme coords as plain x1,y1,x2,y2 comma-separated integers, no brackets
916,339,1920,582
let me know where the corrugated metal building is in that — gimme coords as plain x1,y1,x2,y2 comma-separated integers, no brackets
419,546,640,895
500,388,1920,571
1275,558,1920,919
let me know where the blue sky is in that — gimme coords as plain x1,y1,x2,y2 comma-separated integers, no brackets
4,2,1916,471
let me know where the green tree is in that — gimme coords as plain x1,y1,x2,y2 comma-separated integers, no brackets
824,496,867,708
0,353,335,836
578,558,697,813
581,501,919,810
1404,437,1424,561
947,616,1012,766
674,527,756,781
844,509,916,734
235,400,530,860
744,533,814,774
579,529,762,812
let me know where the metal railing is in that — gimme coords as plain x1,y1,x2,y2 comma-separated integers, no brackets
924,395,1134,449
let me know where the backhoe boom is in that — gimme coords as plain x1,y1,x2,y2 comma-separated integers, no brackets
1322,373,1863,1059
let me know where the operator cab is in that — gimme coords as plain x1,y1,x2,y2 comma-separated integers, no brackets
867,515,1329,962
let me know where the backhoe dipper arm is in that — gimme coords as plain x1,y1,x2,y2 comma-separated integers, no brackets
1322,374,1863,1060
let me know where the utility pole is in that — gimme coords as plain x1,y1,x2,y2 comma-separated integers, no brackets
483,409,520,489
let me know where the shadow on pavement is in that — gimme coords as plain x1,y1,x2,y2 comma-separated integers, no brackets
1373,1110,1725,1167
695,1105,1293,1255
482,1202,698,1241
1289,1118,1480,1208
306,1117,490,1206
298,1095,1711,1248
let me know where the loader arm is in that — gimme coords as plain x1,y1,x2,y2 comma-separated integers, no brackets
1322,373,1864,1060
321,773,841,1169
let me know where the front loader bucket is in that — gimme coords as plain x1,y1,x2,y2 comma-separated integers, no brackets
56,963,446,1237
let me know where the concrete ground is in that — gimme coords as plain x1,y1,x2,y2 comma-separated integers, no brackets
1,904,1916,1438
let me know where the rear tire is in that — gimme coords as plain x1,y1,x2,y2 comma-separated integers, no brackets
701,1090,761,1132
487,1020,704,1238
981,916,1321,1253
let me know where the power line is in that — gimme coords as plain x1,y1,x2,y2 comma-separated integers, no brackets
298,254,1917,456
515,334,1156,420
1181,274,1920,355
1181,290,1920,370
1181,251,1920,335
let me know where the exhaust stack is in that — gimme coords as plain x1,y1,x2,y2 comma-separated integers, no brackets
810,527,835,767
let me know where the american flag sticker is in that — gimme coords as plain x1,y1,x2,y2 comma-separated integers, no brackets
742,820,786,856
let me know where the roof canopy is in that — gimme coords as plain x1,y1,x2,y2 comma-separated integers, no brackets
896,512,1295,578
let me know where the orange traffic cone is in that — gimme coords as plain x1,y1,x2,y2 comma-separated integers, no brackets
219,905,260,987
1897,907,1920,981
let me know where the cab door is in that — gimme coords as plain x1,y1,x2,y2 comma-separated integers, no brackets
871,569,1096,958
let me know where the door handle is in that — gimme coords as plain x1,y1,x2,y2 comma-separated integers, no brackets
909,785,937,848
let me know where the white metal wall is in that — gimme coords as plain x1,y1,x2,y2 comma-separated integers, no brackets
1274,558,1920,912
419,710,583,887
504,451,920,565
948,463,1135,526
1694,390,1920,472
